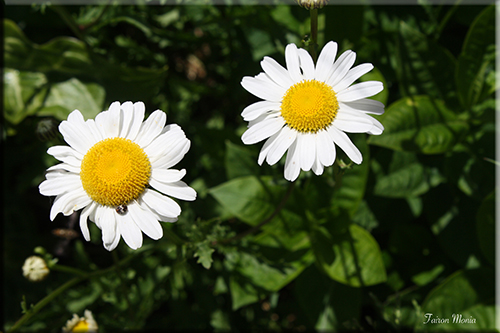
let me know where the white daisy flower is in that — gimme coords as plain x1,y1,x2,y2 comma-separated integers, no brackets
240,41,385,181
39,101,196,251
62,309,98,332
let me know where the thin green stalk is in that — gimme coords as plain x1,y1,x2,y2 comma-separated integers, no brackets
164,227,187,245
310,8,319,62
51,264,88,277
7,248,150,332
50,6,86,42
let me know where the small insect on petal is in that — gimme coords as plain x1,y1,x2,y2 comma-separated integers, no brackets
116,204,128,215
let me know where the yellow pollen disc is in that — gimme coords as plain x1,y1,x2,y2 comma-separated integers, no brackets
72,320,90,332
80,137,151,207
281,79,339,133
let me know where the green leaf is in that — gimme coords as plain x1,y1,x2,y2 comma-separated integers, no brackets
310,223,386,287
193,241,215,269
331,134,370,217
415,268,495,331
224,140,259,180
397,21,456,103
476,191,494,266
228,274,261,310
456,6,495,109
373,151,444,198
37,78,105,121
368,96,469,154
3,69,47,124
295,265,361,330
209,176,284,226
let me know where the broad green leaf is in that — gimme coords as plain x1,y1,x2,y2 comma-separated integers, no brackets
476,191,494,266
295,265,361,330
209,176,284,226
397,21,456,103
368,96,468,154
415,268,495,331
310,224,386,287
37,78,105,121
228,275,262,310
374,151,444,198
331,134,370,217
3,69,47,124
224,140,259,180
456,6,495,109
193,241,215,269
232,249,314,293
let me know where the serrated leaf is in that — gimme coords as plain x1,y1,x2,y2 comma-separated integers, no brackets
368,96,468,154
456,6,495,109
310,224,386,287
193,242,215,269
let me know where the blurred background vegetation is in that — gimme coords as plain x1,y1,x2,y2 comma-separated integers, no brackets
3,2,496,332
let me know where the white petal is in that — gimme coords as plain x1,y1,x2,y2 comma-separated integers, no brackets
151,140,191,170
47,163,80,173
39,173,81,196
145,124,189,167
298,48,315,80
49,188,90,220
336,81,384,102
47,145,83,165
368,117,384,135
332,63,374,92
95,102,121,139
261,56,294,88
136,110,167,148
129,202,163,240
311,153,324,176
241,116,285,145
59,110,96,154
317,130,336,167
297,133,315,172
126,102,146,141
149,179,197,201
118,101,134,138
266,126,297,165
240,75,285,102
316,41,338,82
151,169,187,183
85,119,103,143
285,43,302,83
284,139,300,181
79,202,97,241
342,99,385,115
257,130,281,165
241,100,282,122
333,112,375,133
117,211,143,250
328,127,362,164
141,189,181,218
98,207,118,249
326,50,356,88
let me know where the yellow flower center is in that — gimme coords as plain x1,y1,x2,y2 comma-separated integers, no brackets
281,79,339,133
80,137,151,207
72,320,90,332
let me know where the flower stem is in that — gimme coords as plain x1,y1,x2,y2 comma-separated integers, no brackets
309,8,319,62
217,182,296,244
51,264,88,277
7,248,151,332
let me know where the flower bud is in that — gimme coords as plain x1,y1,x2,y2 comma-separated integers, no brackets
297,0,328,10
22,256,49,282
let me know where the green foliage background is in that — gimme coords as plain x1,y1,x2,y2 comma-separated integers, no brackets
3,2,496,332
